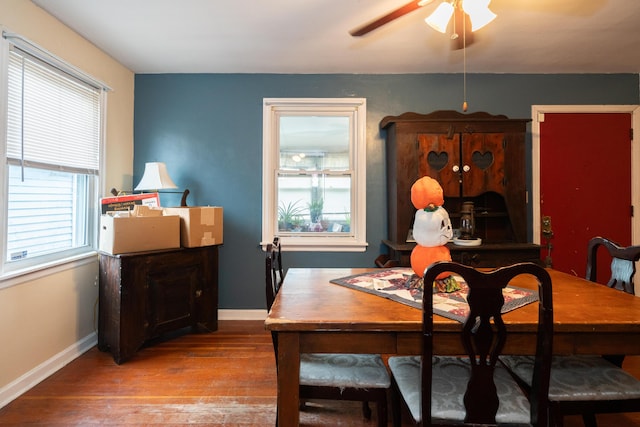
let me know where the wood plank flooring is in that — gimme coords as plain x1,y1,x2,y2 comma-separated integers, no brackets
0,320,639,426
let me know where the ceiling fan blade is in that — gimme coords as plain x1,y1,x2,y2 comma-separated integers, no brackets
349,0,433,37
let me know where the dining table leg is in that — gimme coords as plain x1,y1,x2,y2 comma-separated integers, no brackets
277,332,301,426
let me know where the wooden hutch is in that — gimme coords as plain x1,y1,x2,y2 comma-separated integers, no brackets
378,110,541,268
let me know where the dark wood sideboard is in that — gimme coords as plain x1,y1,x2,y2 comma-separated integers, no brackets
379,110,541,268
98,245,219,364
379,240,542,268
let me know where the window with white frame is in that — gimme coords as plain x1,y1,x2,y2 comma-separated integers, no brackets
262,98,367,251
0,31,107,278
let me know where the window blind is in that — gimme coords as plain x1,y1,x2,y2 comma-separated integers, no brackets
6,47,101,174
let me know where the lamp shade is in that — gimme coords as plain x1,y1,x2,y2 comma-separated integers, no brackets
425,2,454,33
134,162,178,191
462,0,497,31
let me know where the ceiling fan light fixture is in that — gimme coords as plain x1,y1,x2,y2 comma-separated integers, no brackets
425,2,455,33
462,0,497,31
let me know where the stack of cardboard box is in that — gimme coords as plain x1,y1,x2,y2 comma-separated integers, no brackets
99,198,223,255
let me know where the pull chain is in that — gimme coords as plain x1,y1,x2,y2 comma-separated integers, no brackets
462,10,468,112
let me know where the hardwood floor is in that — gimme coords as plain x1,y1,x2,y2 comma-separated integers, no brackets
1,320,639,426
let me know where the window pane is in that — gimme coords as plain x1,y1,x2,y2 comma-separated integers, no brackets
279,116,350,171
277,174,351,233
6,165,91,262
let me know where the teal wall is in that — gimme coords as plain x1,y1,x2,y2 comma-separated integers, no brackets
133,73,639,309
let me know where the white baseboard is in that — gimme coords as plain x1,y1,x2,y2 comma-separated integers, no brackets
0,310,266,409
218,309,267,320
0,331,97,409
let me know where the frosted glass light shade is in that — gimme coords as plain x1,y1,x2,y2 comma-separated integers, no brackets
425,2,454,33
462,0,497,31
134,162,178,191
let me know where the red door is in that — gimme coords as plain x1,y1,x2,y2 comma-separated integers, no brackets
539,113,632,282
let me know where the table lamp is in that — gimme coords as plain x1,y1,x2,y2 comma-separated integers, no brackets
134,162,190,206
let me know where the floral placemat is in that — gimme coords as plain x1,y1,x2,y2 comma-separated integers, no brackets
330,268,538,323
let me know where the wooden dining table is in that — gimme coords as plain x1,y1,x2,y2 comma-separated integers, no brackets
264,267,640,427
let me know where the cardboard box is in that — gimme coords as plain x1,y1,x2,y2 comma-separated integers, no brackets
164,206,223,247
100,192,160,214
99,208,180,255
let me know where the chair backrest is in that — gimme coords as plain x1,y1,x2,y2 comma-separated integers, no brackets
265,237,284,368
265,237,284,310
586,236,640,295
421,261,554,426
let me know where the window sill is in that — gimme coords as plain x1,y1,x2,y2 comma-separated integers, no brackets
262,239,368,252
0,251,98,290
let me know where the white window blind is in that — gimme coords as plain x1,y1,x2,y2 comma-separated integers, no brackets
6,47,101,173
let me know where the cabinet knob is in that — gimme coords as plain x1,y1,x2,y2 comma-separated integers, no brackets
195,290,203,298
463,165,471,172
452,165,460,173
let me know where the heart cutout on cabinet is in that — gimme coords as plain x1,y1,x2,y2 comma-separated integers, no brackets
471,151,494,170
427,151,449,171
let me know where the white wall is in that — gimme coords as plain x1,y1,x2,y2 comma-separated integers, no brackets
0,0,134,407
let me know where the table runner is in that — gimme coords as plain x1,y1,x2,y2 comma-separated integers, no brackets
330,268,538,323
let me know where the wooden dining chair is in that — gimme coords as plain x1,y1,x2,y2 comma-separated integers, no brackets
265,238,391,427
388,261,554,427
265,237,284,310
586,236,640,295
587,235,640,369
501,237,640,427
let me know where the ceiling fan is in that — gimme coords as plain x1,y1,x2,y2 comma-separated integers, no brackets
350,0,497,50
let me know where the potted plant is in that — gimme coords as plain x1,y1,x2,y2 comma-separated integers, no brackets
278,200,305,231
342,212,351,232
308,198,323,223
290,215,305,232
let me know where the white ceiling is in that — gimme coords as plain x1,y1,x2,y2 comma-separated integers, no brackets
32,0,640,74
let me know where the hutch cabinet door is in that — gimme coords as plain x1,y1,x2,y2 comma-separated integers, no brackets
461,133,505,197
418,132,506,199
417,133,461,197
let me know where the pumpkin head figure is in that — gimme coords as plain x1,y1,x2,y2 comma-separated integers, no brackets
411,176,444,211
410,176,452,278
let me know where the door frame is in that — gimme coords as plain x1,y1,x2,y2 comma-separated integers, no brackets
531,105,640,248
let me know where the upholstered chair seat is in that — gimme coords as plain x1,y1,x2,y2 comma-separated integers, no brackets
501,355,640,402
300,353,390,389
389,356,532,424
